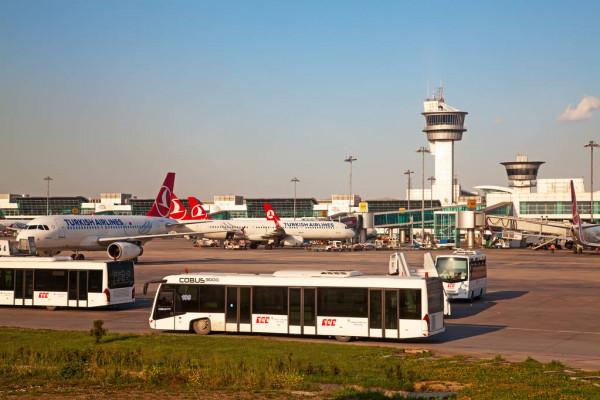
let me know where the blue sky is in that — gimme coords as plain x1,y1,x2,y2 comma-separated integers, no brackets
1,1,599,199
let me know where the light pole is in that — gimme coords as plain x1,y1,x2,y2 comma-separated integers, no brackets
291,177,300,220
403,170,414,210
344,155,357,213
404,169,414,246
417,147,430,240
427,176,436,208
43,176,53,216
584,141,599,222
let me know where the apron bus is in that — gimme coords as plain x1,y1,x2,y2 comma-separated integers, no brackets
434,250,487,300
147,269,445,341
0,257,135,309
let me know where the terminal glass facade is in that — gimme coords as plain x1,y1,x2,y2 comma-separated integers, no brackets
15,197,88,216
520,201,600,216
246,198,317,218
366,200,440,213
373,209,435,228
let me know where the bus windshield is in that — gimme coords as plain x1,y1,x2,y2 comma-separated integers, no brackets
435,258,468,283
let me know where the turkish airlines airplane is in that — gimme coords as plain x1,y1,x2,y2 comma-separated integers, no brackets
16,172,195,261
177,202,354,248
570,180,600,250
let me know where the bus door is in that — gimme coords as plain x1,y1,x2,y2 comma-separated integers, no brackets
68,270,88,307
288,288,316,335
14,269,34,306
225,287,251,332
153,286,176,330
369,289,399,339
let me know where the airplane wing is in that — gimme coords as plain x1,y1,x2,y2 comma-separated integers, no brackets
97,232,199,244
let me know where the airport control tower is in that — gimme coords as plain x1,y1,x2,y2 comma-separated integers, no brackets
422,88,467,205
501,154,544,193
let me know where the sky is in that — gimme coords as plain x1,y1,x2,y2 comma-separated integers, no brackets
1,0,600,200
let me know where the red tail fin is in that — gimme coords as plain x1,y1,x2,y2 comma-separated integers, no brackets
147,172,175,218
571,180,581,226
188,196,211,220
169,194,192,221
263,203,281,228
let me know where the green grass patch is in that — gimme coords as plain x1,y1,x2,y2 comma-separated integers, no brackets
0,327,598,399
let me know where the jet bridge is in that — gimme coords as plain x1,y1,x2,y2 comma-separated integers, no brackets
485,215,572,238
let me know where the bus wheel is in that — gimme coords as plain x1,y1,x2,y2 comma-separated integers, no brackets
335,336,352,343
46,306,57,311
192,318,211,335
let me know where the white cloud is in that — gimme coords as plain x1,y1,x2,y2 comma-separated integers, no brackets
558,95,600,122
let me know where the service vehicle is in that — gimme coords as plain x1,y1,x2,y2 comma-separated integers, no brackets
0,257,134,309
146,267,445,341
434,249,487,300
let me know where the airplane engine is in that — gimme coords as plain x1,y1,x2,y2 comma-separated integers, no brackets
107,242,143,261
282,235,304,247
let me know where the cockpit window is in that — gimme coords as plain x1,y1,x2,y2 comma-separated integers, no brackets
42,225,49,230
28,225,37,230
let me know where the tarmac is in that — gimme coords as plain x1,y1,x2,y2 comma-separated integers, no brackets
1,239,599,370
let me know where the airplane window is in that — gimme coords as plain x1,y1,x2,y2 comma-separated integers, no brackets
28,225,37,230
43,225,49,230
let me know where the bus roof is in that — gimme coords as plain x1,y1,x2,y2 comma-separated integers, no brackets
160,270,433,289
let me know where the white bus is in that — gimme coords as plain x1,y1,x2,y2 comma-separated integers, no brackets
147,270,445,341
434,250,487,300
0,257,135,309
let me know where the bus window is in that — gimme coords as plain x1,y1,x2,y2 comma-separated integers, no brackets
198,285,225,312
253,286,287,315
435,258,468,282
107,262,134,289
34,269,68,292
318,288,368,318
88,271,103,293
0,269,14,291
400,289,421,320
175,285,199,314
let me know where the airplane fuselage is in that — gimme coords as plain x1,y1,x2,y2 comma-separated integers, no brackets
16,215,176,252
184,219,354,242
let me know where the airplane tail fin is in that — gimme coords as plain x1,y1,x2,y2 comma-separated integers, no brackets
263,202,281,228
571,180,581,226
570,179,587,245
147,172,175,218
188,196,211,220
169,194,192,221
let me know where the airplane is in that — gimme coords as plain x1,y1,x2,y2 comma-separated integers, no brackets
15,172,198,261
263,202,355,246
176,202,354,248
570,180,600,251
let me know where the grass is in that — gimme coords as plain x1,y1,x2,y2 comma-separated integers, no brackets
0,327,598,399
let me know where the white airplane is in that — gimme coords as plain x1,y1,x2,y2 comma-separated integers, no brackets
570,180,600,250
174,201,354,248
16,172,195,261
